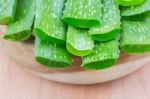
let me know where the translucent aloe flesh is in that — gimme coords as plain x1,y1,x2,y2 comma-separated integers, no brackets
66,26,94,56
63,0,102,28
0,0,16,24
89,0,120,42
35,37,72,68
115,0,144,6
3,0,35,41
34,0,67,44
120,20,150,54
121,0,150,20
82,40,120,70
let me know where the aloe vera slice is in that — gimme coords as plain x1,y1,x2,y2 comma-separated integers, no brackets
120,20,150,54
3,0,35,41
122,12,150,21
89,0,120,42
66,26,94,56
35,37,72,68
115,0,144,6
0,0,16,24
121,0,150,20
82,40,120,70
34,0,67,44
63,0,102,28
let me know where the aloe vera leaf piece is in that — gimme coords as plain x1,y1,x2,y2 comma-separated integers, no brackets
66,26,94,56
34,0,67,44
122,12,150,21
0,0,16,24
115,0,144,6
35,37,72,68
82,40,120,70
121,0,150,19
63,0,102,28
120,20,150,54
89,0,120,42
3,0,35,41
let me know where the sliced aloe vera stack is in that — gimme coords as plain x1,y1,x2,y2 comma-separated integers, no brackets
121,0,150,20
34,0,67,44
66,26,94,56
115,0,144,6
0,0,16,24
63,0,102,28
82,40,120,70
3,0,35,41
35,37,72,68
89,0,120,42
120,20,150,54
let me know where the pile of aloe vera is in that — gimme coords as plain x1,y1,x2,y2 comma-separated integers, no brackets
1,0,150,70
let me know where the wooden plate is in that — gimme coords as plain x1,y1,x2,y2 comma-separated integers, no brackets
1,25,150,84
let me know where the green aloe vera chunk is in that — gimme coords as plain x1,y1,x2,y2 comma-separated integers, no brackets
115,0,144,6
120,20,150,54
3,0,35,41
82,40,120,70
0,0,16,24
63,0,102,28
89,0,120,42
66,26,94,56
35,37,72,68
122,12,150,21
121,0,150,20
34,0,67,44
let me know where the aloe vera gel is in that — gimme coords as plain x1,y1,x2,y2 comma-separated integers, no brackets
1,0,150,70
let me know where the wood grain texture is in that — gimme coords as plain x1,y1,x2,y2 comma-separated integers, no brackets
0,42,150,99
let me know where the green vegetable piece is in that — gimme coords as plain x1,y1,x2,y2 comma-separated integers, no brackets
63,0,102,28
3,0,35,41
35,37,72,68
121,0,150,20
66,26,94,56
0,0,16,24
122,12,150,21
115,0,144,6
120,20,150,54
82,40,120,70
89,0,120,42
34,0,67,44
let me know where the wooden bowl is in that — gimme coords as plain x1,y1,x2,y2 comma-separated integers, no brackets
1,26,150,85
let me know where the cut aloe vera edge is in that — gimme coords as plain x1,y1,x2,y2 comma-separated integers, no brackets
115,0,144,6
121,0,150,20
3,0,35,41
35,37,72,68
120,19,150,54
34,0,67,44
63,0,102,28
89,0,120,42
66,26,94,56
82,40,120,70
0,0,16,24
